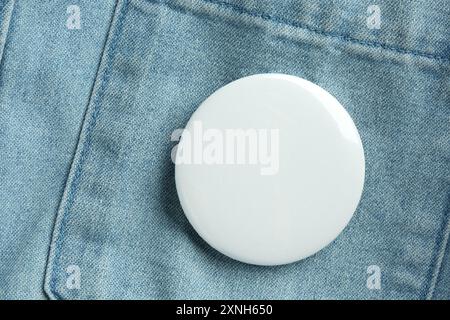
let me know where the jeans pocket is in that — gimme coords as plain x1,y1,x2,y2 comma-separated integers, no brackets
45,0,450,299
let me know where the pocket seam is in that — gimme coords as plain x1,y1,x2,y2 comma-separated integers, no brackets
0,0,15,66
145,0,450,64
43,0,129,300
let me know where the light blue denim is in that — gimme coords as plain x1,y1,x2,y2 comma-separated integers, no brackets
0,0,449,300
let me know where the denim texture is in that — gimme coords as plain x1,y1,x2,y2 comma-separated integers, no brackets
0,0,117,299
0,0,449,299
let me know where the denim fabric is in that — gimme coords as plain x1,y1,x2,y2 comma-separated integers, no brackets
1,0,449,300
0,0,14,62
0,0,116,299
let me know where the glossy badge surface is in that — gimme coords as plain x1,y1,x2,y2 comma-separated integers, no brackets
174,74,365,266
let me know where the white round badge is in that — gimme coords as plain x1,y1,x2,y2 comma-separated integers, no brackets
175,74,365,266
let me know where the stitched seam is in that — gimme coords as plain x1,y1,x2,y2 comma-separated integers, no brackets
148,0,450,63
426,201,450,299
49,0,130,298
201,0,450,63
46,0,450,299
0,0,15,68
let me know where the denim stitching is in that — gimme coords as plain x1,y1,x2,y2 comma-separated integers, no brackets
147,0,450,64
0,0,15,68
426,200,450,299
49,0,130,298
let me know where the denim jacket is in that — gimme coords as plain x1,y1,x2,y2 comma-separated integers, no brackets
0,0,449,299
